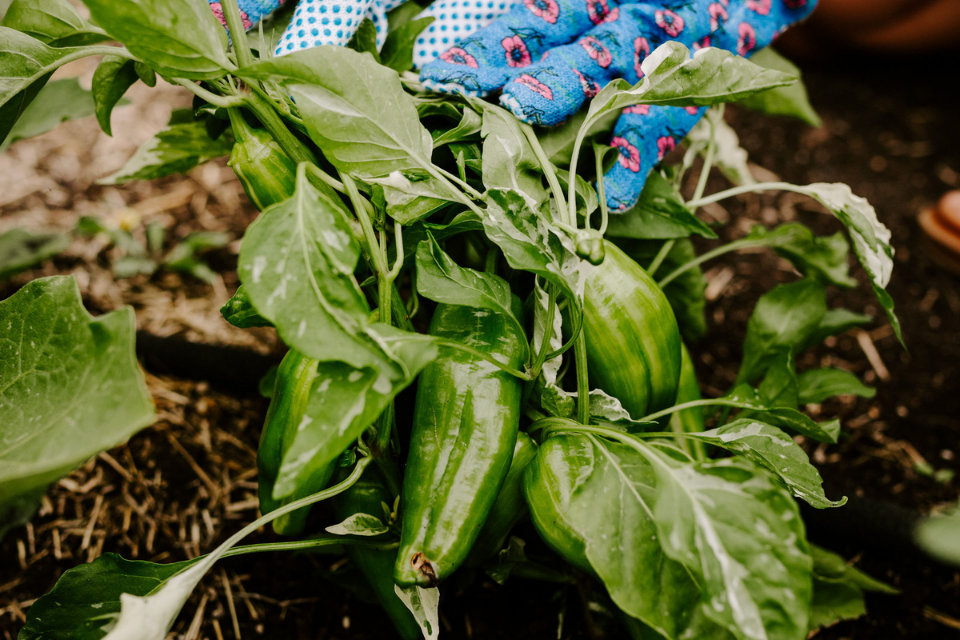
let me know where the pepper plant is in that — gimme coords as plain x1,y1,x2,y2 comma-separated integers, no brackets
0,0,901,638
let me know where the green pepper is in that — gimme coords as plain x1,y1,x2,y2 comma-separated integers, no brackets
521,434,594,576
394,304,525,587
335,469,421,640
227,109,297,211
258,349,336,536
465,431,537,566
583,241,681,418
670,343,708,460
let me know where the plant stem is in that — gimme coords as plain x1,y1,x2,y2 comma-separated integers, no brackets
435,339,532,380
221,536,399,559
220,0,255,69
243,89,317,166
657,238,761,288
594,144,610,235
686,181,805,209
646,239,675,276
172,78,243,109
574,333,590,425
567,128,590,227
528,283,558,376
423,164,487,219
436,165,483,200
523,123,567,217
692,104,720,203
343,174,389,277
638,398,756,423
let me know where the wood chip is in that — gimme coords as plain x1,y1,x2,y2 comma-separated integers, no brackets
854,329,890,382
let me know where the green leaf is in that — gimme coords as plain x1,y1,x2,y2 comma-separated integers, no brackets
803,308,872,350
366,171,459,224
380,16,434,72
482,189,587,304
808,545,896,630
738,279,826,384
725,384,840,444
605,171,717,240
539,434,812,640
0,227,69,280
394,583,440,640
0,276,155,536
797,369,875,405
554,166,598,218
101,112,234,184
698,420,845,508
738,47,821,127
683,107,755,186
915,509,960,567
220,285,272,328
745,223,856,288
273,326,437,498
346,18,379,61
240,46,434,179
238,167,383,369
795,183,899,341
480,103,548,207
81,0,232,79
757,349,799,409
112,254,158,279
326,512,388,536
415,235,527,357
433,104,482,147
163,231,228,284
1,0,108,46
19,553,191,640
91,55,139,136
581,42,796,131
1,77,102,150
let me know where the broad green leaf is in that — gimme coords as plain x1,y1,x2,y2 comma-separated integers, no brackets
1,78,100,150
698,420,844,508
220,285,272,328
619,238,707,341
2,0,108,46
92,55,139,136
0,227,69,279
808,545,896,630
81,0,232,79
0,28,103,142
415,235,527,356
757,349,799,409
797,369,875,405
433,104,482,147
555,166,598,218
738,279,826,384
745,223,856,288
795,183,899,341
480,103,548,207
0,276,155,536
18,553,191,640
915,509,960,567
738,47,821,127
684,107,755,186
540,434,812,640
326,513,388,536
346,18,379,61
366,171,459,224
240,46,434,179
605,171,717,240
581,42,795,132
163,230,229,284
803,308,872,350
395,584,440,640
482,189,587,304
809,545,896,594
380,16,434,72
238,167,383,369
101,112,234,184
725,384,840,444
273,327,437,497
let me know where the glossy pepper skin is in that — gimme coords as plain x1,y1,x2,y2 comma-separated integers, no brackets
258,349,336,536
335,469,421,640
670,343,708,461
583,241,682,419
394,304,525,587
465,431,537,566
522,434,594,576
227,109,297,211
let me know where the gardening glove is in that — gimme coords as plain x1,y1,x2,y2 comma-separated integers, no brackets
420,0,817,210
209,0,520,57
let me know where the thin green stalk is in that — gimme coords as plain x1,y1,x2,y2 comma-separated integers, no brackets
574,333,589,425
304,162,346,194
220,0,255,69
436,165,483,200
593,145,610,235
173,78,243,109
545,302,582,361
646,239,675,276
435,340,532,380
657,238,761,288
243,89,317,166
567,129,590,227
221,536,399,559
686,181,804,209
528,283,558,376
692,104,720,203
422,163,487,219
342,174,389,277
522,123,567,216
638,398,756,423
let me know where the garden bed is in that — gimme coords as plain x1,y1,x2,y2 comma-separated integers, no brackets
1,50,958,640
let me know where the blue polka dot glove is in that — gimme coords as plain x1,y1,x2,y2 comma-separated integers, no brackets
420,0,817,210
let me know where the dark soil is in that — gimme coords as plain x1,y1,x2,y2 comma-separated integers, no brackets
3,51,960,640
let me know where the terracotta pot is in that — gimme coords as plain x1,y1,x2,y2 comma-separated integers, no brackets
919,191,960,275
